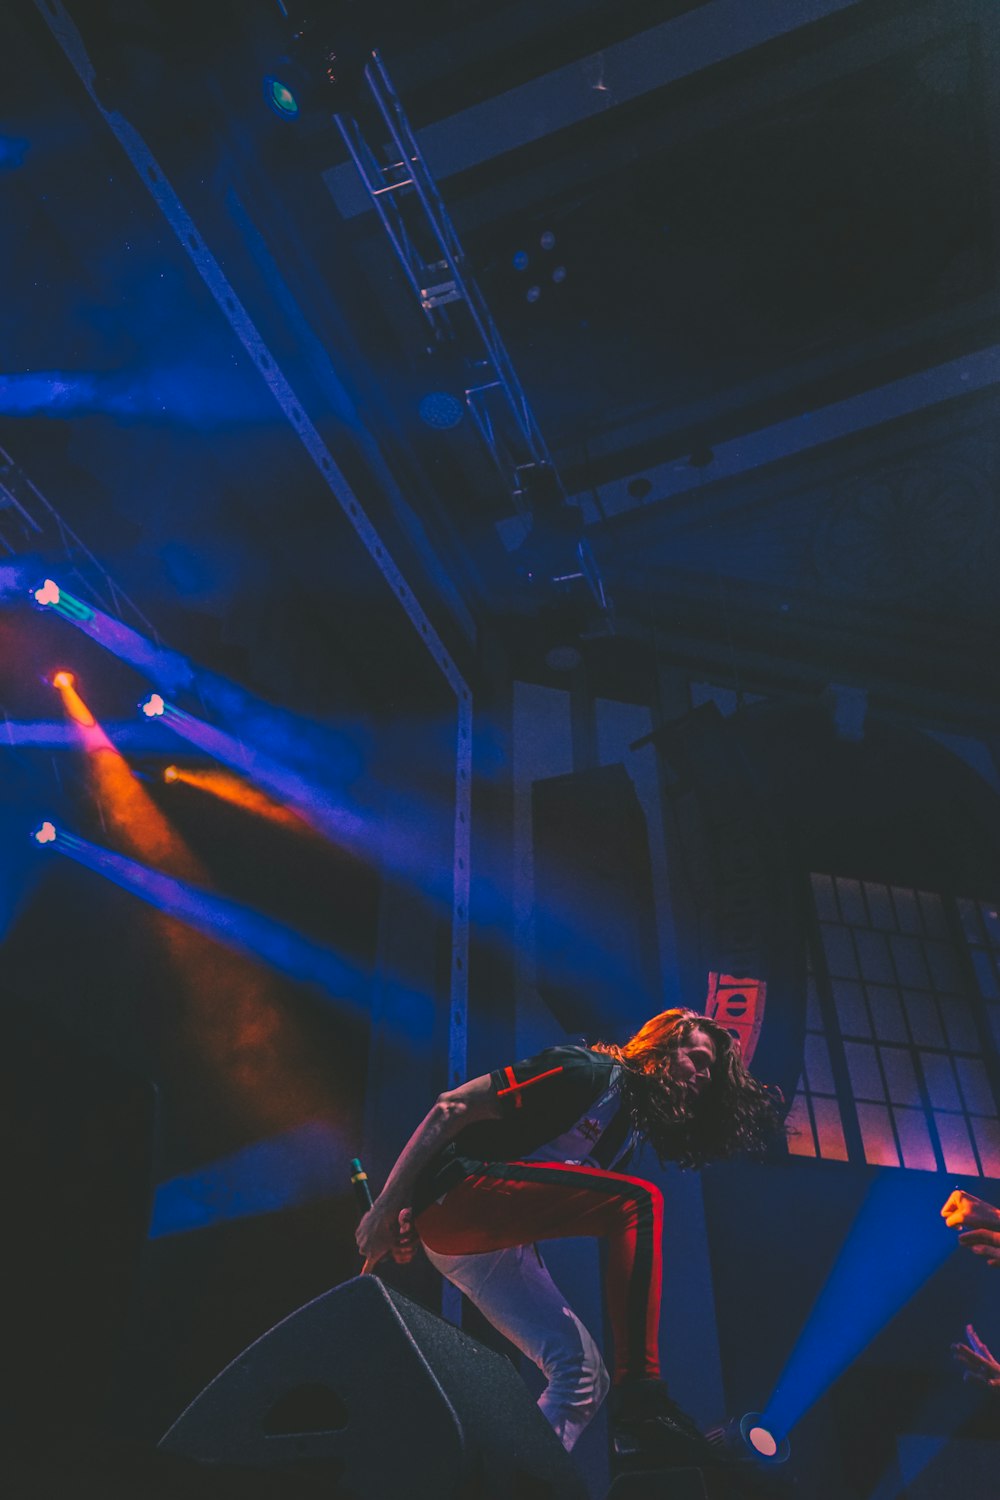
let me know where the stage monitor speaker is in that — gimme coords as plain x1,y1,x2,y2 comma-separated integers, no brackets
159,1275,586,1500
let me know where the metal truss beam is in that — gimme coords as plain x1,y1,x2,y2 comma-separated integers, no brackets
338,54,552,512
0,442,159,638
336,53,608,610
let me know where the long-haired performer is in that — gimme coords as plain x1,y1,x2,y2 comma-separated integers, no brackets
356,1008,783,1464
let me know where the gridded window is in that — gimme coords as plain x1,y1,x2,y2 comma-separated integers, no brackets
959,899,1000,1044
787,875,1000,1177
785,970,849,1162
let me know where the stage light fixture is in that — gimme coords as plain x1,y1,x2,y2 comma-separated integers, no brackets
30,577,95,622
163,764,179,783
418,391,464,430
141,693,166,718
512,250,529,271
34,578,60,606
52,670,75,689
31,820,57,845
748,1424,779,1458
263,17,372,123
709,1413,790,1467
263,64,305,120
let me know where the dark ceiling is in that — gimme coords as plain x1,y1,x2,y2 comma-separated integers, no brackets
1,0,998,733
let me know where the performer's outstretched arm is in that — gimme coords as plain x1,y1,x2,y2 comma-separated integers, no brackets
356,1073,502,1272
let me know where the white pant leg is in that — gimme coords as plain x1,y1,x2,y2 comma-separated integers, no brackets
423,1241,610,1452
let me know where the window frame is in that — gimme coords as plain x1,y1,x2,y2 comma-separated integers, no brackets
787,871,1000,1178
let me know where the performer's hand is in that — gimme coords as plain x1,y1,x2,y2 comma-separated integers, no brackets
941,1190,1000,1232
958,1228,1000,1267
355,1198,400,1274
390,1207,420,1265
952,1324,1000,1390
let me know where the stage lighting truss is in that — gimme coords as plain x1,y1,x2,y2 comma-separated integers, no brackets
3,444,158,637
330,52,608,610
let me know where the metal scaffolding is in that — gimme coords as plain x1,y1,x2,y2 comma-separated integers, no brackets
335,52,608,610
0,443,159,637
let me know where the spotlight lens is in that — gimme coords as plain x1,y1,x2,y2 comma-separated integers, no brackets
32,821,56,845
34,579,60,606
141,693,165,718
52,671,74,689
418,391,465,430
526,285,541,304
748,1426,778,1458
512,250,529,271
264,76,300,119
163,764,179,782
540,230,556,251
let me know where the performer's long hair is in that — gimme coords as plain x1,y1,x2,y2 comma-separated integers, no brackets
592,1008,784,1168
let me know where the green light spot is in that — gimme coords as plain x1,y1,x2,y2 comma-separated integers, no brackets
265,78,300,119
52,588,94,623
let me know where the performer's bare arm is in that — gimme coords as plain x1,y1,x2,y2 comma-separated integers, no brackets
355,1073,503,1272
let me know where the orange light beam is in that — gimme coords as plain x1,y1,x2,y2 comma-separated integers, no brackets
53,682,330,1132
54,677,201,878
165,766,315,837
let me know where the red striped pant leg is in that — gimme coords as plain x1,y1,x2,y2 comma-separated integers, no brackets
416,1160,663,1384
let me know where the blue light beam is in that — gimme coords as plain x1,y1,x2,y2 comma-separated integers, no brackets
763,1173,957,1441
149,1120,346,1237
34,824,369,1007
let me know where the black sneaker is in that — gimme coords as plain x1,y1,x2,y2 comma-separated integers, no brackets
611,1379,729,1469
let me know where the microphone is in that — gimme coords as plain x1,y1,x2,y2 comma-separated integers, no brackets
350,1157,373,1216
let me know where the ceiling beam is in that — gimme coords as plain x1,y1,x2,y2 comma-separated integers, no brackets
573,344,1000,522
324,0,862,218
